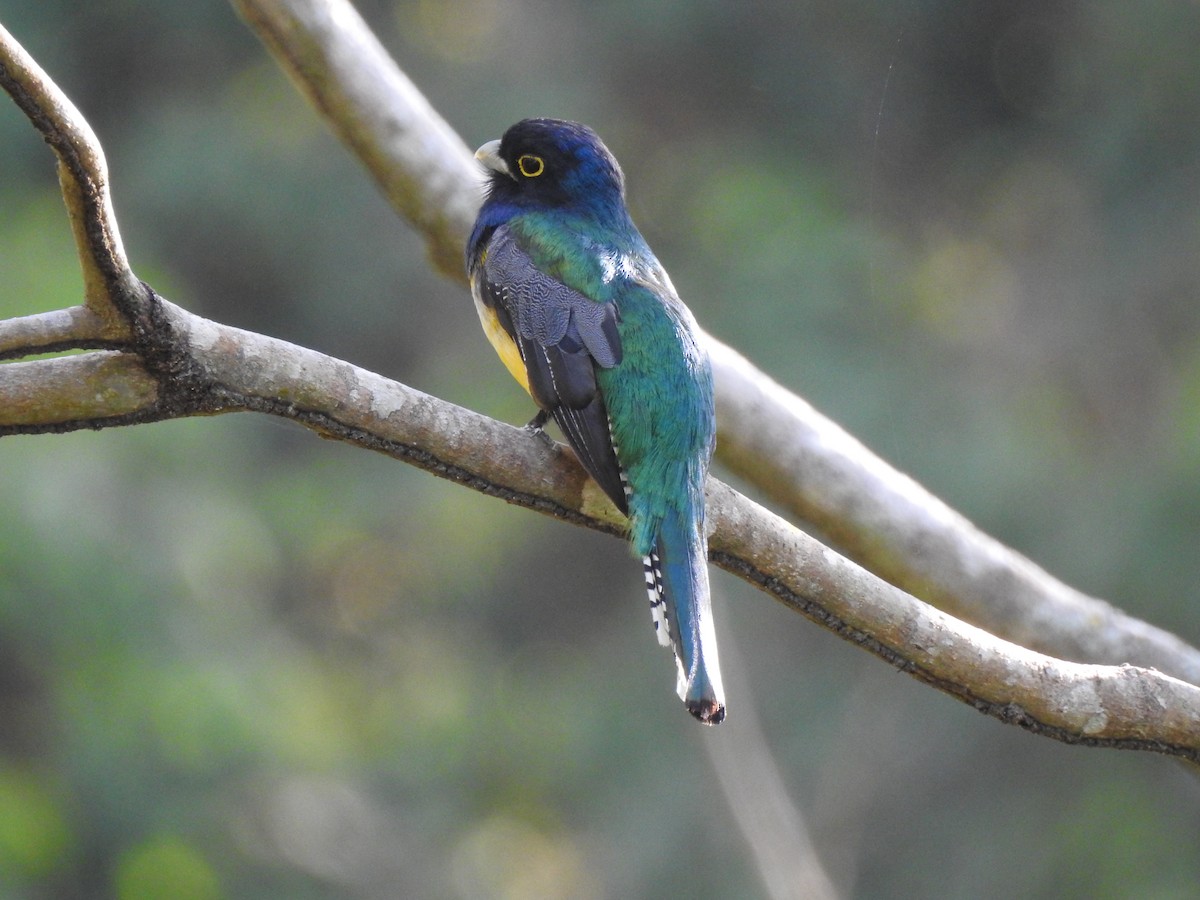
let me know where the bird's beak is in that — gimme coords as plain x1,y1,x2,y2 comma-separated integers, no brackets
474,139,512,178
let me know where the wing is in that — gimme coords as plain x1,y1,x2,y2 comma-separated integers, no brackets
478,226,628,513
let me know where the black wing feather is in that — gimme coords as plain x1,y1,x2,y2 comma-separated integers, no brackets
481,227,627,513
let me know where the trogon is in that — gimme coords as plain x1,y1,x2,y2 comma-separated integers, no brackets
466,118,725,724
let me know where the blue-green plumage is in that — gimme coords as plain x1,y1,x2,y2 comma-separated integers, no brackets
466,118,725,723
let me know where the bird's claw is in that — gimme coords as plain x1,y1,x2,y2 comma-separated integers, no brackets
524,409,554,446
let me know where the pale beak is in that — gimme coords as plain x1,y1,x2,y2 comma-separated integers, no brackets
474,139,512,178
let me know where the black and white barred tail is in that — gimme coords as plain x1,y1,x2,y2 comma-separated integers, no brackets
614,424,724,723
643,516,725,725
643,551,673,650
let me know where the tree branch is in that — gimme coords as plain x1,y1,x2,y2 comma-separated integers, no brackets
0,351,157,427
4,9,1200,760
0,306,126,360
709,339,1200,684
225,0,1200,690
228,0,482,280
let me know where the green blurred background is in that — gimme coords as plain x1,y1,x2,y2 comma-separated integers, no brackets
3,1,1200,897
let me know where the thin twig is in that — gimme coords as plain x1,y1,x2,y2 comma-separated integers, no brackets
0,22,139,317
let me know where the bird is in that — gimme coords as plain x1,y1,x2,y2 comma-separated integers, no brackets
466,118,725,724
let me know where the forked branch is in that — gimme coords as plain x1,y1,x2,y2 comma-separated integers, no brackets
3,11,1200,760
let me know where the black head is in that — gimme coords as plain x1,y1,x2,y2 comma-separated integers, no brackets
475,118,627,214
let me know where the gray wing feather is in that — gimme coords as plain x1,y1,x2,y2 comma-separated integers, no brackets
481,226,627,511
485,229,621,371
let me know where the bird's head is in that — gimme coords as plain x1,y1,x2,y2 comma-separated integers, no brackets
475,118,628,220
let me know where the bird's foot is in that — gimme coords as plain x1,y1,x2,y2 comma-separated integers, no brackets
524,409,554,446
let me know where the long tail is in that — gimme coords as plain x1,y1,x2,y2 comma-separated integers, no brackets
643,506,725,724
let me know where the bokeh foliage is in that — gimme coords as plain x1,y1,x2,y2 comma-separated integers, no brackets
3,1,1200,896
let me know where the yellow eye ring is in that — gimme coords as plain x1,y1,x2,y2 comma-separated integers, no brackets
517,154,545,178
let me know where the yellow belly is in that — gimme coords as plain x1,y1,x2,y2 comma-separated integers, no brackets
473,296,531,395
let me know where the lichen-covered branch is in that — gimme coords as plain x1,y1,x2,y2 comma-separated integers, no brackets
708,339,1200,685
225,0,1200,688
9,299,1200,762
4,9,1200,760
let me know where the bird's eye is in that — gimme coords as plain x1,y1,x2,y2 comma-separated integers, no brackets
517,154,545,178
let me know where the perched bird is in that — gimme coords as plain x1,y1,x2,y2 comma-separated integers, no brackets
466,118,725,724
